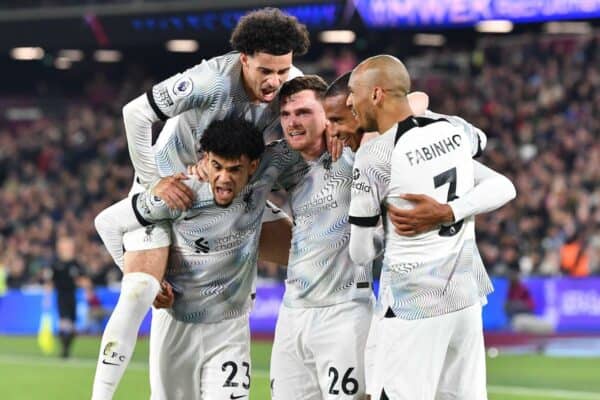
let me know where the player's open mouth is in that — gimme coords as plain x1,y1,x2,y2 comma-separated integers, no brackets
262,89,276,101
288,130,305,137
216,187,233,196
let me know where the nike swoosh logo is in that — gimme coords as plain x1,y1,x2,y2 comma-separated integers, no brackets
230,395,247,399
102,360,121,366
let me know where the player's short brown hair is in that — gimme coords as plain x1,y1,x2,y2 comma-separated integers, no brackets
279,75,328,103
230,8,310,56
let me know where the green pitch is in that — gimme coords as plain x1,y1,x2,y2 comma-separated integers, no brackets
0,336,599,399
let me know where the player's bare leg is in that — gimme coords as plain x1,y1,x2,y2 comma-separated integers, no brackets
91,248,168,400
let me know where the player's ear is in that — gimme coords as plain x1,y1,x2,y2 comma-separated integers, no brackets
248,158,259,175
240,53,249,68
372,87,384,105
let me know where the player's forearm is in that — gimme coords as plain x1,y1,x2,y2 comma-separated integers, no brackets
123,94,161,186
259,218,292,265
349,225,379,266
448,161,516,222
94,198,145,268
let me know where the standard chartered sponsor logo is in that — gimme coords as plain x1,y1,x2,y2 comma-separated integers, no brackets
214,229,254,251
296,193,339,214
295,194,339,224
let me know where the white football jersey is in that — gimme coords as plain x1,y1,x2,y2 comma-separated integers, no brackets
132,140,305,323
349,114,493,320
146,51,302,179
284,148,373,308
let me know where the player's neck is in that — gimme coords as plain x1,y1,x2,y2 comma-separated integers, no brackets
377,103,412,134
300,140,327,161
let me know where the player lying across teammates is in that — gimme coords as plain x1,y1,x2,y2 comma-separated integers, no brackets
91,7,516,400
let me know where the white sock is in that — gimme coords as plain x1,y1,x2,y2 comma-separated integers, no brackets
91,272,160,400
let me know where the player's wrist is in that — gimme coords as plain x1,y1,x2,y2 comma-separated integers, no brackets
438,204,455,224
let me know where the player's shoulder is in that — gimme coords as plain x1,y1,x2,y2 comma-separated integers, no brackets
356,131,392,160
338,147,355,166
184,52,238,82
287,64,303,80
265,138,290,154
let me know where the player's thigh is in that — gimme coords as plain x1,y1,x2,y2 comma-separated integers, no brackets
271,307,321,400
201,315,252,400
374,315,451,400
436,304,487,400
313,301,372,400
150,309,203,400
122,222,171,280
364,314,380,398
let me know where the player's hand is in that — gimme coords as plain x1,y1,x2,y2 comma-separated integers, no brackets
407,91,429,115
327,135,344,162
388,193,454,236
152,173,195,211
153,281,174,309
187,158,208,182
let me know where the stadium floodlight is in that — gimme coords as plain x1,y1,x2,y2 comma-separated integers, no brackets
54,57,72,70
10,47,44,60
475,20,513,33
93,49,122,63
319,30,356,44
166,39,199,53
414,33,446,47
545,21,592,35
58,49,84,62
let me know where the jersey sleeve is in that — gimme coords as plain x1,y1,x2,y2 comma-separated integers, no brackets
153,114,198,177
423,110,486,157
147,59,224,121
348,147,384,227
131,180,198,225
448,160,516,222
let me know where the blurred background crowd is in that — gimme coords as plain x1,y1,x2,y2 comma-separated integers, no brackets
0,8,599,293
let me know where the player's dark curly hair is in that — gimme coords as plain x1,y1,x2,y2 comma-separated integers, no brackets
279,75,328,103
200,117,265,161
325,71,351,98
230,8,310,56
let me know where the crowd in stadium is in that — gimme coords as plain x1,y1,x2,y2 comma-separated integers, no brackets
1,31,599,291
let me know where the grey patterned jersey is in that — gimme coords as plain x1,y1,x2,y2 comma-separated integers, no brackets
133,140,304,323
284,148,373,308
349,114,493,320
148,51,302,177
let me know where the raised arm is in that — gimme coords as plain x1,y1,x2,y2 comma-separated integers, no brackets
388,160,516,236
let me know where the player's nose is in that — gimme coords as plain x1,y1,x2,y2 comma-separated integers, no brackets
267,75,279,89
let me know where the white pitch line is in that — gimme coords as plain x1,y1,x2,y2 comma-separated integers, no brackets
1,355,599,399
488,385,600,399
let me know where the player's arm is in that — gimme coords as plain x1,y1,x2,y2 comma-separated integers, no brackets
447,160,516,221
122,60,221,187
348,149,384,266
259,213,293,265
388,160,516,235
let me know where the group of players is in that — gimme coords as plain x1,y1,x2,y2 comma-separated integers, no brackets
89,7,516,400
